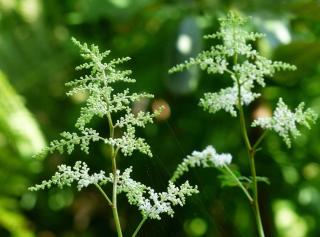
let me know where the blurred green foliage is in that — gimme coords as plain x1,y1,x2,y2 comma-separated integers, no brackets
0,71,44,237
0,0,320,236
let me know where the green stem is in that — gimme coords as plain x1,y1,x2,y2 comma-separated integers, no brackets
238,103,265,237
223,165,253,203
132,217,147,237
112,153,123,237
252,130,268,151
248,152,265,237
107,112,123,237
107,113,114,138
237,85,251,151
237,94,265,237
95,184,112,206
234,54,265,237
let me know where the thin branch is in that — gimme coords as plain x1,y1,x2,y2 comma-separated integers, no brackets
106,111,123,237
223,165,253,203
132,216,147,237
252,131,268,151
95,184,112,207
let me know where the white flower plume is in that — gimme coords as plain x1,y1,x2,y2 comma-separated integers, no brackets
252,98,317,147
200,83,260,116
169,12,296,118
110,167,199,220
171,146,233,182
29,161,107,191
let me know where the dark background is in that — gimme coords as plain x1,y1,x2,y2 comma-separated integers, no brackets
0,0,320,236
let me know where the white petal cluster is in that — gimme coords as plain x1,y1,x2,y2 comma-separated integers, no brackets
200,54,229,74
29,161,107,191
171,146,232,182
35,128,102,158
109,167,199,220
200,83,260,116
107,125,152,157
233,57,295,87
169,13,262,74
218,16,259,57
252,98,317,147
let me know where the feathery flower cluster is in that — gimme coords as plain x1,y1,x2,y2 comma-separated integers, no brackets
200,83,260,116
168,12,317,237
169,12,296,117
107,125,152,157
171,146,232,182
34,38,159,159
29,161,106,191
36,128,102,157
252,98,317,147
109,167,199,220
30,38,198,228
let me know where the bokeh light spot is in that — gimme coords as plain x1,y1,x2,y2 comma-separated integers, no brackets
265,20,291,44
303,163,320,180
152,99,171,121
282,166,299,185
298,186,320,205
19,0,41,23
0,0,16,11
109,0,130,9
20,192,37,210
177,34,193,55
184,218,207,236
253,104,272,120
273,200,307,237
48,190,74,211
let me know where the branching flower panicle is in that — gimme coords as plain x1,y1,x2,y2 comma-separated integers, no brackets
171,146,232,182
200,84,260,116
107,125,153,157
169,11,318,237
36,128,102,157
169,12,296,117
29,161,106,191
34,38,159,159
30,38,198,236
29,11,318,237
109,167,199,220
252,98,317,147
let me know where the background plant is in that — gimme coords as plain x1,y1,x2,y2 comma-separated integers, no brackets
169,12,317,237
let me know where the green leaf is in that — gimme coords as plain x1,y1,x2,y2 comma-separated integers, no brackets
218,168,241,188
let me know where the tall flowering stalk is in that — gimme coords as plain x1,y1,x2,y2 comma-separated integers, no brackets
30,38,198,237
170,12,317,237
